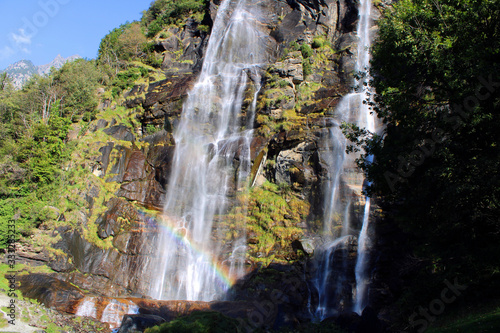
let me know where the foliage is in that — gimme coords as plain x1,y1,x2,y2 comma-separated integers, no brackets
311,36,326,49
302,59,312,78
142,0,209,38
346,0,500,316
299,43,313,59
145,311,240,333
0,185,65,248
0,60,103,249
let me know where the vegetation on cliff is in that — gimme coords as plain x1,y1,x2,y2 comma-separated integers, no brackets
0,59,103,248
2,0,499,331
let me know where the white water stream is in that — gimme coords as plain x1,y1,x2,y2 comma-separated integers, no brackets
151,0,269,301
313,0,376,319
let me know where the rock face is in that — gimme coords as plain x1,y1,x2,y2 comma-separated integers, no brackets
50,215,160,298
18,274,85,313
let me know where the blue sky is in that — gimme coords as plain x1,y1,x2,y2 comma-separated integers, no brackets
0,0,152,69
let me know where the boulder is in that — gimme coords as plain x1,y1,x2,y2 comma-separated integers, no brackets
91,119,109,132
18,274,85,313
103,125,135,142
275,141,318,193
97,142,115,177
118,314,166,333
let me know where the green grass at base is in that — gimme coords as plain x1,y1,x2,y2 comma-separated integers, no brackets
427,306,500,333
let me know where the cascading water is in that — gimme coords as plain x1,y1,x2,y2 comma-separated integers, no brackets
312,0,376,319
352,0,376,315
150,0,270,301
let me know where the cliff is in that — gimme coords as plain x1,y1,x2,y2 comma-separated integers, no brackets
3,0,396,332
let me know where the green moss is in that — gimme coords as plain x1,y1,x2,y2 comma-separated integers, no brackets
289,41,300,51
224,181,309,263
311,44,335,69
296,82,322,109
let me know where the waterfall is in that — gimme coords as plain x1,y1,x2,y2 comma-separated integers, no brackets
75,297,139,329
312,0,375,319
353,195,371,314
150,0,269,301
352,0,376,315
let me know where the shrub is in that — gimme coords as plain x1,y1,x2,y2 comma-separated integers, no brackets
300,43,313,58
145,311,239,333
311,37,325,49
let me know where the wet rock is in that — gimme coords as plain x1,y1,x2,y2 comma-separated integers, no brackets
51,216,161,298
275,141,318,192
299,87,346,114
140,75,197,128
49,253,75,272
123,150,148,182
107,145,133,183
129,298,258,323
146,144,175,189
336,32,358,85
338,0,359,32
140,129,172,145
107,146,151,184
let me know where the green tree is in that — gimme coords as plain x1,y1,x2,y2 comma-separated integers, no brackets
97,23,132,73
348,0,500,309
54,59,102,120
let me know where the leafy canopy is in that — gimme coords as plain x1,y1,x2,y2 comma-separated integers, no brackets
346,0,500,306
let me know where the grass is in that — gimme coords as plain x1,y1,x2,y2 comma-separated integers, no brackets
427,305,500,333
145,311,240,333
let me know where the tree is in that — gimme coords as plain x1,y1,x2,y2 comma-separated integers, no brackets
0,72,13,91
54,59,102,120
349,0,500,301
97,23,132,73
119,22,148,60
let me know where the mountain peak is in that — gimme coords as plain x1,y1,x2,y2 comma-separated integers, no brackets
1,55,81,89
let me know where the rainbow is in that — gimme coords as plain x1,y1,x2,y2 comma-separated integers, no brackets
136,209,236,289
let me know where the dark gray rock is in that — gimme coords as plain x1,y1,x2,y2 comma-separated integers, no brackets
98,142,115,177
118,314,166,333
103,125,135,142
91,118,109,132
18,274,84,313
